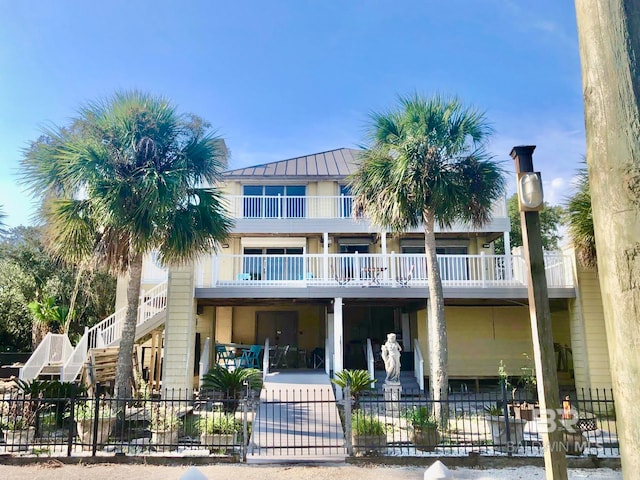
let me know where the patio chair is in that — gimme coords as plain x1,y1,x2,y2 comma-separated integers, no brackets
215,344,236,369
396,263,415,287
270,345,290,369
239,344,263,368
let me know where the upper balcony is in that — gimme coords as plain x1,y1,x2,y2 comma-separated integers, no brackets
224,195,510,235
192,252,575,301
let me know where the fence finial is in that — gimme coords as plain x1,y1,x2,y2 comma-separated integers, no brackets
424,460,453,479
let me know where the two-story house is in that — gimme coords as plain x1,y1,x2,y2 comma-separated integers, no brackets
114,147,606,396
23,146,607,398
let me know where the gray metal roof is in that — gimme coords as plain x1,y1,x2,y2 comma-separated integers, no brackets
223,148,363,180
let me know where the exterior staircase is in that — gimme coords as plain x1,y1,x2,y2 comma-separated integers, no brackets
19,281,168,382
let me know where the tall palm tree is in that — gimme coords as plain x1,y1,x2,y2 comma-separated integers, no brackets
21,91,233,398
349,93,505,423
565,167,596,269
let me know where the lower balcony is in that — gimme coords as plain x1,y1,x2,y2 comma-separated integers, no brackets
194,253,574,291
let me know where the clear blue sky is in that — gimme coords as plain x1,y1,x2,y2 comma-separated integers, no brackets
0,0,584,228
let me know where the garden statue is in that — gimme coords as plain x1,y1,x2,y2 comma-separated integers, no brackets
381,332,402,384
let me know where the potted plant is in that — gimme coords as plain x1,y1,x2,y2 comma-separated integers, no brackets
331,369,376,409
1,396,37,452
402,406,439,451
483,403,526,453
149,405,182,451
200,365,263,413
351,410,386,455
198,412,241,451
74,399,117,450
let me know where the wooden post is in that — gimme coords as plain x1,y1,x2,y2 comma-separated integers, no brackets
511,146,567,480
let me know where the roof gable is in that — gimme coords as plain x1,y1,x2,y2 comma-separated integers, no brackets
223,148,362,180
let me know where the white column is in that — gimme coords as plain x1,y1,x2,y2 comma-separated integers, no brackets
503,231,512,281
323,232,329,280
326,309,334,374
381,232,389,280
333,297,344,400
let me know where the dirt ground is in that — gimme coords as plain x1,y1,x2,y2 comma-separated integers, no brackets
0,462,623,480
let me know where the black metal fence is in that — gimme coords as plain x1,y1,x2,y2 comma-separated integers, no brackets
0,382,619,459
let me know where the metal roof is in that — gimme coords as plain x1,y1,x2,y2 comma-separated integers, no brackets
222,148,363,180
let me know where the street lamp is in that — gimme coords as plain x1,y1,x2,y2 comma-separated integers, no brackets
510,146,568,480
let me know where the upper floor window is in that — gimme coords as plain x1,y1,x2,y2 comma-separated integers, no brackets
243,185,306,218
339,185,353,218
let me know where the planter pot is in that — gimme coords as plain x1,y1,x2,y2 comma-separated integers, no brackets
411,425,440,452
563,430,586,456
485,416,527,453
513,403,540,421
200,432,238,451
4,427,35,452
76,417,116,451
352,433,386,455
151,429,179,452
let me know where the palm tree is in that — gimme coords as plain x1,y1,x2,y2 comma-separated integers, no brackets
565,167,596,269
20,91,233,398
349,93,505,423
0,206,6,235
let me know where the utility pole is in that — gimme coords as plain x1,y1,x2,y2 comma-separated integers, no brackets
511,145,567,480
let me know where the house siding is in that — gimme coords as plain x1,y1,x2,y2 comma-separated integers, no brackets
162,264,197,393
569,253,612,391
416,305,571,380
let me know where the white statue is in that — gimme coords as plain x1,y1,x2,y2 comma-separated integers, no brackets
381,333,402,384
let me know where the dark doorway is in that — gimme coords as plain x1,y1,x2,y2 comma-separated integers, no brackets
256,311,298,348
342,306,396,369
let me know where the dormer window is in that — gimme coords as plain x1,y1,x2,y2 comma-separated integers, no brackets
243,185,306,218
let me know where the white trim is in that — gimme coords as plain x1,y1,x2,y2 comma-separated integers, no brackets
241,237,307,248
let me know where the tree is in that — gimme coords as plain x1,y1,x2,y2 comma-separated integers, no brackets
575,2,640,475
0,226,116,352
20,91,233,398
349,93,505,423
564,167,596,269
494,194,563,254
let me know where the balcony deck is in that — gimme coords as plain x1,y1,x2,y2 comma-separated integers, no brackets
224,195,509,234
191,253,575,301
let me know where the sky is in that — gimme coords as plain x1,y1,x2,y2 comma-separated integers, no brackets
0,0,585,228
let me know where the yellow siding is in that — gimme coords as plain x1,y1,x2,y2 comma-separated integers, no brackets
215,306,233,344
229,305,324,351
569,257,612,391
416,305,571,379
162,264,197,393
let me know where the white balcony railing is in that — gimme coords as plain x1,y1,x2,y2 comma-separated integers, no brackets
225,195,507,220
195,252,574,290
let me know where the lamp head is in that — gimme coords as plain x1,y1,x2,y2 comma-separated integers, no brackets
517,172,544,211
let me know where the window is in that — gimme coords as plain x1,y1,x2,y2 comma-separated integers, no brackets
243,185,306,218
242,247,304,280
339,185,352,218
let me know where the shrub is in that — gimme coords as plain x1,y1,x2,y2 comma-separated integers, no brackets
402,406,438,428
149,405,182,431
331,369,375,408
351,410,386,436
198,413,241,435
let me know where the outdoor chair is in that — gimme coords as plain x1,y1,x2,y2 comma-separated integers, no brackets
239,344,263,368
270,345,290,369
396,263,415,287
215,344,236,369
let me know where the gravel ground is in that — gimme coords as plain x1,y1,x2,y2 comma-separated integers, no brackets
0,462,623,480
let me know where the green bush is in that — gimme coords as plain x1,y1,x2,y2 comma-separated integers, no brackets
351,410,386,436
198,413,241,435
402,406,438,428
331,369,375,408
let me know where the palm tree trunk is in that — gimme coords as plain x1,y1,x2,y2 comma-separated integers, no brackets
114,252,143,399
576,2,640,475
423,210,448,426
63,264,85,334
